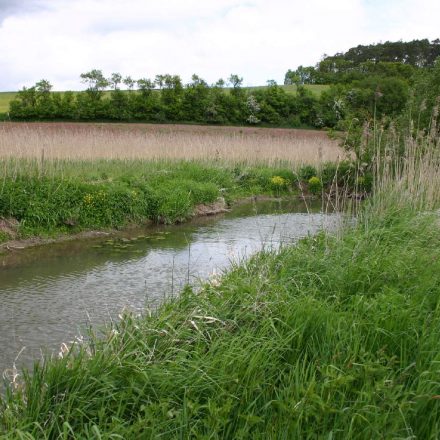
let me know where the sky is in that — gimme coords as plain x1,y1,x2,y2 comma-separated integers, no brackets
0,0,439,91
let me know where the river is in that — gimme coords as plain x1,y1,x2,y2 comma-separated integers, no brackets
0,199,340,380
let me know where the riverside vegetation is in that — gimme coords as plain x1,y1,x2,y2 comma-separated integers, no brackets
0,123,350,244
0,156,359,244
1,122,440,438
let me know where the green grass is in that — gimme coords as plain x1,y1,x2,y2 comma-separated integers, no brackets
243,84,329,96
0,159,302,241
284,84,329,95
0,158,362,242
0,92,16,113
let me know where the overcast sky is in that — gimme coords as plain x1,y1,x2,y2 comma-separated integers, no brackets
0,0,439,91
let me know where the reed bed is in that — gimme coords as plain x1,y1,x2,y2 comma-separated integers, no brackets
372,131,440,214
0,122,342,165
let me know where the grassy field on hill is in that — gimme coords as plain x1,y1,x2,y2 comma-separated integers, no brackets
245,84,329,95
0,92,16,113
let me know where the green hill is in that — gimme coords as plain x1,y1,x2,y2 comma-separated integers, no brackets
0,92,16,113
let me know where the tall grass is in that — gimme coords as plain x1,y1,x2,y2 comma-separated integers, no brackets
1,124,440,438
0,122,342,164
372,131,440,215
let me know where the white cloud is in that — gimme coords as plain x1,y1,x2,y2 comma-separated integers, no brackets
0,0,438,91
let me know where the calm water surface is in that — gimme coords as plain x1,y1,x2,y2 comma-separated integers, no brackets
0,200,340,378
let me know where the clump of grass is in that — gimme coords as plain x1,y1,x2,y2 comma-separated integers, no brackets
0,230,9,243
297,164,317,180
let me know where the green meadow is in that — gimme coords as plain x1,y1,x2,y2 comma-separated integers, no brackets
0,92,16,113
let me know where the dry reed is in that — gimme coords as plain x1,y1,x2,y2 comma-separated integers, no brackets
0,122,343,165
371,127,440,215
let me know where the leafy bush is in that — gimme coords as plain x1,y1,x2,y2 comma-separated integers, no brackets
270,176,288,188
320,161,355,187
298,164,317,181
233,167,292,193
308,176,323,194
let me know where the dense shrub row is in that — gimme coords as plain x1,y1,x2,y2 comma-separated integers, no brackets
5,39,439,142
7,73,418,132
8,74,322,128
9,59,439,136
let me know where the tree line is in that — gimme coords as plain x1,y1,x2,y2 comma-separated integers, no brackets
7,38,440,132
8,72,322,128
285,39,440,85
285,39,440,132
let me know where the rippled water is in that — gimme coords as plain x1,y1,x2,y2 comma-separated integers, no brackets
0,200,340,378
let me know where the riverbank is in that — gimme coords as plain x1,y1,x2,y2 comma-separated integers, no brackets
0,159,359,251
0,196,226,253
0,199,334,380
0,160,293,242
0,195,288,255
2,192,440,437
